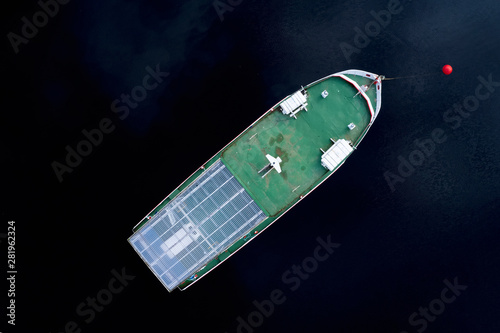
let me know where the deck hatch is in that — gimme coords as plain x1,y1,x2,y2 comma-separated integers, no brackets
129,160,266,291
280,90,308,119
320,139,354,171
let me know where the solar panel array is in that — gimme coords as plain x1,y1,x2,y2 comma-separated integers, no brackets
129,160,266,291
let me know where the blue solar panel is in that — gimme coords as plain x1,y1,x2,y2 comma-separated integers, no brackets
129,160,266,291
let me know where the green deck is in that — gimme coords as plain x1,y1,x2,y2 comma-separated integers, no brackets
221,76,372,216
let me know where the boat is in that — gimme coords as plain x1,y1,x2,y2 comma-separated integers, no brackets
128,70,383,292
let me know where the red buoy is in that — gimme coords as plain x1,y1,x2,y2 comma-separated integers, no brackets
442,64,453,75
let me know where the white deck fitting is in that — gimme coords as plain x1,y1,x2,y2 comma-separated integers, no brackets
266,154,282,173
321,139,353,171
129,160,266,291
280,90,307,118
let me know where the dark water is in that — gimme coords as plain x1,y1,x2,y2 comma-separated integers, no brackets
2,0,500,332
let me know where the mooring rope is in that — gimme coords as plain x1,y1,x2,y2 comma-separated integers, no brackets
383,73,438,81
